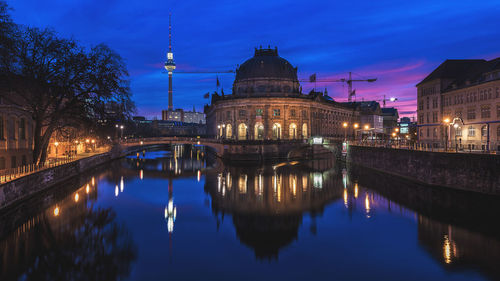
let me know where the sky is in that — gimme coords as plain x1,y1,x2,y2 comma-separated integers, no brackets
8,0,500,119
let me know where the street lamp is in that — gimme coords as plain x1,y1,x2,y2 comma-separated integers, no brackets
443,118,451,151
353,123,359,142
54,141,59,163
343,122,348,140
120,125,124,140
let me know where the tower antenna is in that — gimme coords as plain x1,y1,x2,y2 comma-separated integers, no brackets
165,12,176,111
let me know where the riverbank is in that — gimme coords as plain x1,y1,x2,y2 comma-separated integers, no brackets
346,145,500,195
0,144,147,211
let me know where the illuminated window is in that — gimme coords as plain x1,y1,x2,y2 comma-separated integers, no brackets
256,109,263,116
467,108,476,120
290,109,296,117
273,109,280,116
468,126,475,137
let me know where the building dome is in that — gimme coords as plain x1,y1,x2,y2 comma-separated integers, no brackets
235,48,298,81
233,47,300,96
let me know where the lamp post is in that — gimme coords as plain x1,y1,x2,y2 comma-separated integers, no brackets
343,122,348,141
453,123,459,152
120,125,124,140
443,118,450,151
54,141,59,164
222,124,226,140
353,123,359,143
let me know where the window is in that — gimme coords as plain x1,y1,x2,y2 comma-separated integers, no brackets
8,117,15,140
426,128,430,137
273,109,280,116
239,110,246,117
481,106,491,118
302,110,307,118
481,126,488,137
433,128,437,138
426,97,430,109
290,109,296,117
455,111,462,118
418,101,423,110
455,127,462,136
19,118,26,140
468,126,475,137
432,98,438,108
256,109,263,116
226,111,231,119
432,112,438,123
467,108,476,120
0,116,3,139
426,113,430,123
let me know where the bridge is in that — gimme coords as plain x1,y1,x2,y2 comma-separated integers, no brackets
120,137,342,161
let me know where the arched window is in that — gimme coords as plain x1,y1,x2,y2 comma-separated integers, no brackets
238,123,247,140
289,123,297,139
302,123,308,139
272,123,281,140
254,123,264,140
225,124,232,139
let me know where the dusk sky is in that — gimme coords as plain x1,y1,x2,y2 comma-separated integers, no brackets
9,0,500,119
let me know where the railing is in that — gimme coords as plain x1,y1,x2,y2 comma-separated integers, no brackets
346,140,498,154
0,147,110,184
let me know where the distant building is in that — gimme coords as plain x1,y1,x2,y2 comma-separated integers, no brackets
205,47,359,140
0,96,34,170
381,107,399,135
417,57,500,151
162,109,206,124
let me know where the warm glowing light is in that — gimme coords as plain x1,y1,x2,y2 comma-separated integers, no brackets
392,132,396,137
92,177,95,186
86,139,90,143
74,193,79,202
75,140,79,144
354,183,358,198
443,235,452,264
239,174,248,194
453,123,459,129
140,141,144,145
354,123,359,129
364,125,369,130
444,118,450,124
86,184,90,194
140,169,143,180
197,170,201,182
365,193,371,215
394,128,399,132
120,176,124,192
54,141,59,147
342,122,348,128
115,185,119,197
53,206,60,216
91,139,95,144
343,189,348,207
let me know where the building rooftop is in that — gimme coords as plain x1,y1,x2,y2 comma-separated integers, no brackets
416,57,500,90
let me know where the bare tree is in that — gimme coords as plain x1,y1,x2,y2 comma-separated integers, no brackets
1,18,134,164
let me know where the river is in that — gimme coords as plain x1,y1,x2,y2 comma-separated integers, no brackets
0,145,499,281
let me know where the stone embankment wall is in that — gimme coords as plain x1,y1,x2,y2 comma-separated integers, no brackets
347,146,500,195
0,145,143,210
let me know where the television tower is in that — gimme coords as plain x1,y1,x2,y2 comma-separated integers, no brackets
165,13,176,111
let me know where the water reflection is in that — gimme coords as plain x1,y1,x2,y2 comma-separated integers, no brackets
205,158,341,259
0,145,499,280
0,177,137,281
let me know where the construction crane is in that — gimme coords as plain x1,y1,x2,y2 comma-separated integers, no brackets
300,72,377,102
379,95,398,107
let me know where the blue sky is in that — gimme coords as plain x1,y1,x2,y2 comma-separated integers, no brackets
9,0,500,118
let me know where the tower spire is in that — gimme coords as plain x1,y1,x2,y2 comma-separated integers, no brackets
168,13,172,52
165,12,176,111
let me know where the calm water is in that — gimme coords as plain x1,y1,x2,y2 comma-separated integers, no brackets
1,145,499,281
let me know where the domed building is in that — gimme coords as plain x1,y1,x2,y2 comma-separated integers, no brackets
205,47,359,141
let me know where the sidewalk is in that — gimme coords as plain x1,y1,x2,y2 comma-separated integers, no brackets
0,147,110,184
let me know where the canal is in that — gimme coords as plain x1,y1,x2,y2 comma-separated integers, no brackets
0,145,499,281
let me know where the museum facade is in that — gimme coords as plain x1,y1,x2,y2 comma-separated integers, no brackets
205,47,359,141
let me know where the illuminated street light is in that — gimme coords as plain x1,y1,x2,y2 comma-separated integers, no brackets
444,118,450,124
53,206,60,216
364,125,369,130
343,122,348,128
354,123,359,129
54,141,59,162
